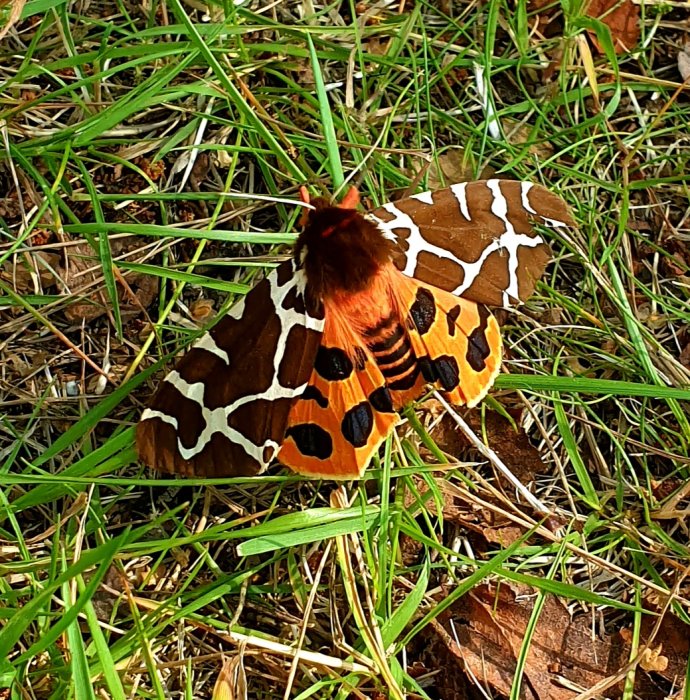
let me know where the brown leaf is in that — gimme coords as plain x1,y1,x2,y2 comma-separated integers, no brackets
639,644,668,673
504,119,555,160
427,149,495,190
59,241,157,324
640,612,690,684
431,409,546,487
678,45,690,82
419,582,689,699
1,251,61,293
679,343,690,369
404,476,528,549
585,0,640,55
414,620,473,700
427,582,624,700
212,655,247,700
190,298,215,323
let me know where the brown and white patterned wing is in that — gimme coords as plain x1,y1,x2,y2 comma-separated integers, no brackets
368,179,574,306
136,260,325,477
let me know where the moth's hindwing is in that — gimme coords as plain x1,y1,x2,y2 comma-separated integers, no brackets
278,264,503,480
136,260,325,477
393,272,502,409
369,179,574,306
278,342,398,479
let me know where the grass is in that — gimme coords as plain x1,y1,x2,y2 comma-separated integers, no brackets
1,0,689,698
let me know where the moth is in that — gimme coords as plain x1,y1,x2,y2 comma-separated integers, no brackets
137,180,573,479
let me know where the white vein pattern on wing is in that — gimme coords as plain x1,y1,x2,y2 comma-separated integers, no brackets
141,408,176,426
411,191,434,205
520,182,571,229
370,179,545,304
369,205,455,278
195,333,229,363
520,181,536,214
150,260,324,468
161,369,299,463
450,182,471,220
485,179,534,306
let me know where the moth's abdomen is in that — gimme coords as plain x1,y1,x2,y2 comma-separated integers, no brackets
371,266,502,409
365,319,421,398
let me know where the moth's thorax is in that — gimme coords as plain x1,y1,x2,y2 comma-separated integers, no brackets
320,263,407,366
295,205,394,301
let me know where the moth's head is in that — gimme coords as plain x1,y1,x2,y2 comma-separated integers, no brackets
294,187,393,299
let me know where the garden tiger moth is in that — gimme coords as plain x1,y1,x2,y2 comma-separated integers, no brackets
136,180,573,479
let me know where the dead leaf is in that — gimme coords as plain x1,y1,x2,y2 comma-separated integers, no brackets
404,476,527,549
418,582,688,699
58,240,157,324
1,251,60,292
504,119,555,160
426,582,623,700
412,623,473,700
427,149,495,190
679,343,690,369
640,612,690,683
678,45,690,82
0,196,21,219
212,655,247,700
190,298,215,323
431,409,546,487
640,644,668,673
585,0,640,55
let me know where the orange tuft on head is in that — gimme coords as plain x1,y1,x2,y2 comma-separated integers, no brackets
298,186,312,228
338,186,360,210
299,186,311,205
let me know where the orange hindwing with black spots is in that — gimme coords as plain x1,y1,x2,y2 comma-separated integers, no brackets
137,180,572,478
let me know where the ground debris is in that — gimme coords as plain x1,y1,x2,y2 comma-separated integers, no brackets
678,44,690,82
415,582,688,699
430,407,546,487
405,474,528,550
585,0,640,54
57,239,158,324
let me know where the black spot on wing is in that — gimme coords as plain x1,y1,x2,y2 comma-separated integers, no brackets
301,385,328,409
369,386,395,413
446,305,461,337
418,355,460,391
410,287,436,335
433,356,460,391
418,356,435,383
314,346,353,381
285,423,333,459
466,306,492,372
341,401,374,448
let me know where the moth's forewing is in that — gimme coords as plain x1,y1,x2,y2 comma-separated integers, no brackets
137,260,324,477
370,179,573,306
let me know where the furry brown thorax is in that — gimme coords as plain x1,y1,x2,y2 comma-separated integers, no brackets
294,201,394,300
